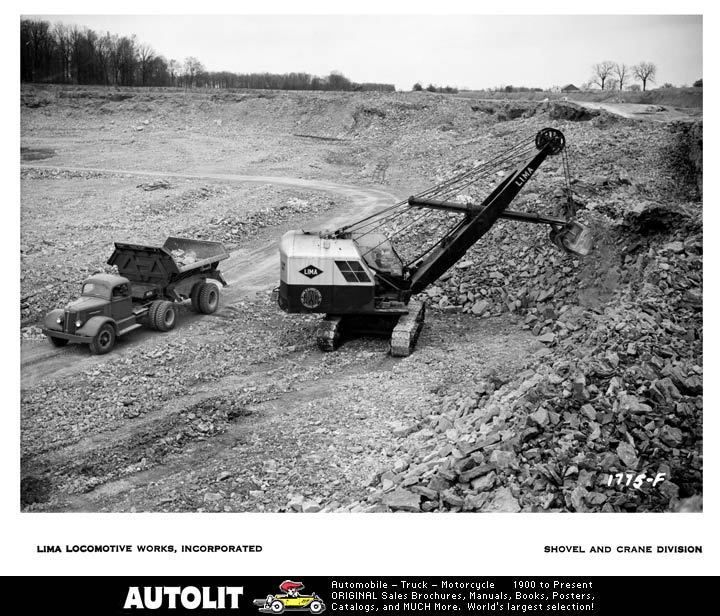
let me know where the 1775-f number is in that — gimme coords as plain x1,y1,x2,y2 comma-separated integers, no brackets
606,472,666,489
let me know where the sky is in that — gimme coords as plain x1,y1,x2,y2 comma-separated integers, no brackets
28,14,702,90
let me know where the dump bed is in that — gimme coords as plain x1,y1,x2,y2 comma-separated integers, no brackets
108,237,229,284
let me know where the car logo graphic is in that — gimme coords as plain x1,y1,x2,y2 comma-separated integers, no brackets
253,580,325,614
299,265,323,279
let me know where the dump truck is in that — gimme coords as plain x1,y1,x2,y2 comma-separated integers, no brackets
277,128,593,356
42,237,229,354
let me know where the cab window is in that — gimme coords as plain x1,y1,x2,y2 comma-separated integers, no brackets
82,282,110,299
112,283,130,298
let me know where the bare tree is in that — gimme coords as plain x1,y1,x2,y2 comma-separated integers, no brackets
613,63,629,91
137,43,155,86
94,34,108,84
115,35,138,86
68,25,84,83
21,19,55,82
53,23,72,83
591,61,614,90
183,56,204,88
105,33,121,85
168,59,181,86
95,32,114,85
633,61,657,91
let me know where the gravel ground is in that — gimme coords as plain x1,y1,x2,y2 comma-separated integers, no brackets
20,86,702,512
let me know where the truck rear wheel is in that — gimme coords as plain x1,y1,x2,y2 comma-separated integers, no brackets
89,323,116,355
190,282,203,312
150,300,177,332
47,335,68,347
197,283,219,314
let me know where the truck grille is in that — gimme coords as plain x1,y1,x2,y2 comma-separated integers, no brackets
64,311,76,334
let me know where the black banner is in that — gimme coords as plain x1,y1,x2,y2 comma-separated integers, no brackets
8,576,712,614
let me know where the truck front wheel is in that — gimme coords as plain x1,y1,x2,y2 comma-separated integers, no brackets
197,283,220,314
47,335,68,348
150,300,177,332
89,324,116,355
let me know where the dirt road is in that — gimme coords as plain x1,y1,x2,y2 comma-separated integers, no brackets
572,100,701,122
21,165,401,388
21,164,539,513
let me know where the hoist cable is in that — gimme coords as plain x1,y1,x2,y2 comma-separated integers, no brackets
351,204,415,242
339,133,537,236
345,130,554,262
356,142,539,260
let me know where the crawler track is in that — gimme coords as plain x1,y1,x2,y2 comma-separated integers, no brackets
317,316,343,352
390,300,426,357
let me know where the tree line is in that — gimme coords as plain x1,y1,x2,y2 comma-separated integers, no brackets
587,61,659,91
20,19,395,92
412,83,459,93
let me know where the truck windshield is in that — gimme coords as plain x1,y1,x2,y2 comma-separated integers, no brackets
82,282,110,299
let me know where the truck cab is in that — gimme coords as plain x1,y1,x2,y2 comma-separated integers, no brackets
42,236,229,355
80,274,134,321
42,273,137,353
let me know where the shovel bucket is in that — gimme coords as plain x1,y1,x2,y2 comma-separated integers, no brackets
552,221,594,256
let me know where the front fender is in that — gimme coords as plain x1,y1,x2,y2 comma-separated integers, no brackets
77,316,116,338
44,309,65,332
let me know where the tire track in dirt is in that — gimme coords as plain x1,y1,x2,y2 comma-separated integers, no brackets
571,100,700,122
44,317,537,513
21,165,407,510
20,164,402,387
21,166,541,513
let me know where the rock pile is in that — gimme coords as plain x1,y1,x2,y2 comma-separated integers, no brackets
170,248,198,266
549,102,601,122
182,196,337,248
356,120,703,513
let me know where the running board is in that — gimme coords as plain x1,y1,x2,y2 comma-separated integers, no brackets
117,323,143,336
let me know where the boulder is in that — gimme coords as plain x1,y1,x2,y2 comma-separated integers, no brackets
484,487,521,512
616,442,638,469
382,488,421,512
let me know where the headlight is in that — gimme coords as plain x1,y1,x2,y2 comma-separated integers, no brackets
56,317,63,324
75,319,83,328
